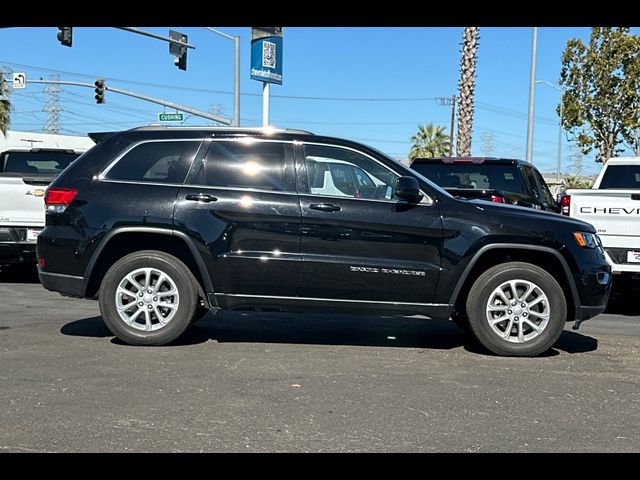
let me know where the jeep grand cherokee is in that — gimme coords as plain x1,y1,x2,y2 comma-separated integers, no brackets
37,127,612,356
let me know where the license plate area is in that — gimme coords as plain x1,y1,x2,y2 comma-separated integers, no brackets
627,251,640,263
26,228,42,242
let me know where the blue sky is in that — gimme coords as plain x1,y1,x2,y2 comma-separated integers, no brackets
1,26,637,176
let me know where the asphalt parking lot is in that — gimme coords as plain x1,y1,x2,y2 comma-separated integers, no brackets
1,266,639,452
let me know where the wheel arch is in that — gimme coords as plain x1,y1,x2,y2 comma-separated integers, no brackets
83,227,213,305
449,244,578,322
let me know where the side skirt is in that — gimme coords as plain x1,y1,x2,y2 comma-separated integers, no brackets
212,293,453,319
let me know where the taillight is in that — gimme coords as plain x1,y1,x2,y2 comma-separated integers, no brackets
45,188,78,213
491,195,506,203
560,194,571,216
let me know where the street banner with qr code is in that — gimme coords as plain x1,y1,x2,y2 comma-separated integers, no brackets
250,27,283,85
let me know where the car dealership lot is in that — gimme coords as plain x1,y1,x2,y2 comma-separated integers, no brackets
0,272,639,453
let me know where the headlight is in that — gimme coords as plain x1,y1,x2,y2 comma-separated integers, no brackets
573,231,599,248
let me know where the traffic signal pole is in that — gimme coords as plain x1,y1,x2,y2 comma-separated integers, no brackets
25,79,232,125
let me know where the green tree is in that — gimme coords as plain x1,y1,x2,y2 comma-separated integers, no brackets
559,27,640,164
561,175,592,191
0,69,11,135
409,123,450,160
456,27,480,157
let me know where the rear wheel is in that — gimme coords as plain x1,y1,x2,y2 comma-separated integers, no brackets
466,262,566,357
99,250,198,346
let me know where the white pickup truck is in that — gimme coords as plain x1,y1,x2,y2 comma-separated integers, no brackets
561,157,640,278
0,130,95,267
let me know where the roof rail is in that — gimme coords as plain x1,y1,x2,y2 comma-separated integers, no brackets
126,125,315,135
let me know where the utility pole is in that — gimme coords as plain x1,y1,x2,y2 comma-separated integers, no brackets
204,28,240,127
449,95,456,156
525,27,538,164
43,75,61,134
535,80,565,182
481,131,496,156
436,96,456,156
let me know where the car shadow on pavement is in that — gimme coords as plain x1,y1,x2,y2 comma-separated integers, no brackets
0,264,40,284
61,312,598,356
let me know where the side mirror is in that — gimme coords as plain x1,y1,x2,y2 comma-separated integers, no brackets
395,176,423,203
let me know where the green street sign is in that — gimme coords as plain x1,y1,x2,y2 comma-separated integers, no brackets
158,113,184,122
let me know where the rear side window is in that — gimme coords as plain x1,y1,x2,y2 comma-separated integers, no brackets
522,166,541,199
189,140,290,191
105,140,200,184
531,168,556,205
599,165,640,189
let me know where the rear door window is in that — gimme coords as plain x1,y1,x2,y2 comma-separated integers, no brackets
187,140,294,192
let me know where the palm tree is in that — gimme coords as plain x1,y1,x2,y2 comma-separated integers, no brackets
456,27,480,157
409,123,450,159
0,70,10,135
562,175,586,191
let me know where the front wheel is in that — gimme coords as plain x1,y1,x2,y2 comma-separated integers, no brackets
466,262,567,357
99,250,199,346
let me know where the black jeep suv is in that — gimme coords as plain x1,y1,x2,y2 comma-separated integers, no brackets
37,127,612,356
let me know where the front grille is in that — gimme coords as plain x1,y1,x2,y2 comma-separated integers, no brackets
605,248,636,265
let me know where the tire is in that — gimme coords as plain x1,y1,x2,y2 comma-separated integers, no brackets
98,250,199,346
466,261,567,357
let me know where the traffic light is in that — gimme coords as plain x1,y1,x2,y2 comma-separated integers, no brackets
94,79,105,104
57,27,72,47
169,30,187,71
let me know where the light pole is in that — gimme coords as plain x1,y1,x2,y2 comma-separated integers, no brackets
436,96,456,156
204,27,240,127
525,27,538,165
536,80,564,183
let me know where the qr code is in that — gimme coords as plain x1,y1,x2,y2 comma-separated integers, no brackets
262,41,276,68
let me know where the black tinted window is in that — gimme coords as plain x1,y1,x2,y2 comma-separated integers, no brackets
3,151,79,174
106,141,200,183
412,163,528,195
522,166,541,199
599,165,640,189
192,141,288,191
532,169,555,205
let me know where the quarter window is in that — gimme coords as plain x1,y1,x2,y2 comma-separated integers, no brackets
303,144,398,200
105,141,200,184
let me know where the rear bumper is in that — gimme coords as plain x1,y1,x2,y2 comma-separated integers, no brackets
0,240,37,264
38,270,85,298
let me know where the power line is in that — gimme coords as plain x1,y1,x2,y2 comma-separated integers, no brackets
1,60,438,102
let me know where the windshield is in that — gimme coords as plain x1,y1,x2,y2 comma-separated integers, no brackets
411,163,528,195
2,151,80,175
